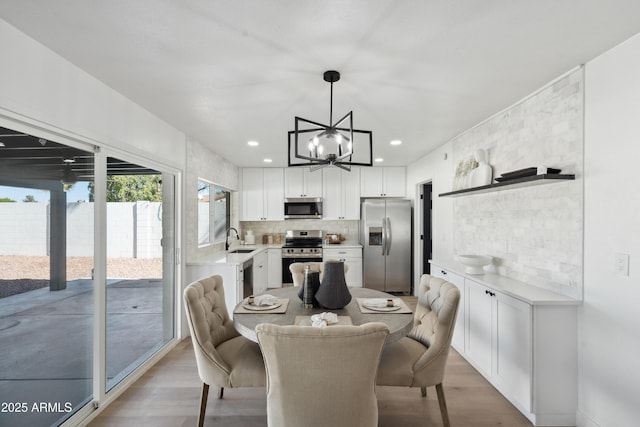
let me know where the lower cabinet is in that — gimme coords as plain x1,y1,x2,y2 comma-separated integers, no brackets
252,251,268,295
465,279,532,414
267,249,282,289
430,262,577,426
323,247,363,287
186,263,242,320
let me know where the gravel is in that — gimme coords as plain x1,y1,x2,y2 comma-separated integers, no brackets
0,256,162,298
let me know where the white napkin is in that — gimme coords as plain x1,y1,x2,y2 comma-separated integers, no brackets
251,294,279,306
311,312,339,328
363,298,399,308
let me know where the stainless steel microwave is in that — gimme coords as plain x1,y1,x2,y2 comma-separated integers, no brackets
284,197,322,219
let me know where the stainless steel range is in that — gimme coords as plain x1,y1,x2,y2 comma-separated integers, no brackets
281,230,323,284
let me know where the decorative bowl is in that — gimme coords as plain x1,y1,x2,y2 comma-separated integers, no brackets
456,254,493,275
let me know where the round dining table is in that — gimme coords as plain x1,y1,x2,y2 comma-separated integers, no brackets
233,286,414,343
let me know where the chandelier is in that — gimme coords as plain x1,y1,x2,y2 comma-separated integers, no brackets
288,70,373,171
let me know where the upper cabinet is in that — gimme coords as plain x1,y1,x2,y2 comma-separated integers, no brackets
322,168,361,220
284,168,323,198
360,167,406,197
241,168,284,221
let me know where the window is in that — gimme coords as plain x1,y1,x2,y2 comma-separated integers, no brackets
198,179,230,246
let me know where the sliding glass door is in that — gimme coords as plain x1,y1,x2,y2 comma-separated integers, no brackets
0,125,179,426
104,157,175,391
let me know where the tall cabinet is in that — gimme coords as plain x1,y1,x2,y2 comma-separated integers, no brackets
241,168,284,221
322,168,361,220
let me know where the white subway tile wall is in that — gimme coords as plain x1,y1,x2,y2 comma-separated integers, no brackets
451,69,583,299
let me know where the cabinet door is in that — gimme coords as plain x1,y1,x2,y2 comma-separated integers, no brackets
267,249,282,288
253,251,268,294
431,266,465,354
242,168,266,220
322,168,342,220
344,258,363,287
263,168,284,220
493,292,532,412
382,167,406,197
284,168,305,197
304,169,323,197
465,279,493,377
360,168,384,197
342,169,361,219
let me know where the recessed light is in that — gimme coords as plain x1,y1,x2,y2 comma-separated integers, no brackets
374,158,384,163
390,140,402,146
263,158,273,163
248,140,259,147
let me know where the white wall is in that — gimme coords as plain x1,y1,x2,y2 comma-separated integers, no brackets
580,33,640,427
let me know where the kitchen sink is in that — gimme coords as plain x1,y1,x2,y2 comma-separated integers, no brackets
229,249,255,254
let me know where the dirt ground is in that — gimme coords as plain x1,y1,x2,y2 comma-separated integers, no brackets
0,255,162,280
0,256,163,298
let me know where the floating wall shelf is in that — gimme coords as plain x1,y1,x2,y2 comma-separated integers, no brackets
438,174,576,197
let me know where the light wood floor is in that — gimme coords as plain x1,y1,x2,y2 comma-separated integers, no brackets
89,297,536,427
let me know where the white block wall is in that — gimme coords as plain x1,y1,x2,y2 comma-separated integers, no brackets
451,69,584,298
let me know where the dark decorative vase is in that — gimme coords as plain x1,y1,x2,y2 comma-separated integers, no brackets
315,260,352,310
297,269,321,307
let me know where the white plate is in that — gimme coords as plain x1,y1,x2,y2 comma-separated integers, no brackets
241,300,282,311
362,302,402,312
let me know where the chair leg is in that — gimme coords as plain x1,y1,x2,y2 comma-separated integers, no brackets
198,383,209,427
420,386,427,397
435,383,450,427
218,387,224,399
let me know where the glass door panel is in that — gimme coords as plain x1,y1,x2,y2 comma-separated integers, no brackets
104,158,175,391
0,129,94,426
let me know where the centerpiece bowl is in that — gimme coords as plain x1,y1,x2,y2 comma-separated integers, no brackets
456,254,493,275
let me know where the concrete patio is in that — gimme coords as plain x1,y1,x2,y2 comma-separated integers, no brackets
0,278,169,427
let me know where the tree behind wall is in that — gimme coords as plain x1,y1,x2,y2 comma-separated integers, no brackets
88,175,162,202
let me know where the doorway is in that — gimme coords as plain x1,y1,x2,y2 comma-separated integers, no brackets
421,183,433,274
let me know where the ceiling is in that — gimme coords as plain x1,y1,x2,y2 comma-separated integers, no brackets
1,1,640,168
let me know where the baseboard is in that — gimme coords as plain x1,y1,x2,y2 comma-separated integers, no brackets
575,409,602,427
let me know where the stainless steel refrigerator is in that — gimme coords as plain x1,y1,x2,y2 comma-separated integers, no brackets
360,199,412,293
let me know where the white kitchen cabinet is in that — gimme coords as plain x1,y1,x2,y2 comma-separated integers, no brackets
429,260,577,425
323,247,363,287
252,251,268,294
431,266,465,354
284,168,323,198
465,279,532,413
241,168,284,221
322,168,361,220
360,166,406,197
267,249,282,288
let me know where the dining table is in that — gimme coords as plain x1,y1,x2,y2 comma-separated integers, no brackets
233,286,414,343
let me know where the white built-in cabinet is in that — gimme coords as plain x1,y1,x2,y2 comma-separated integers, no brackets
284,168,323,197
360,166,406,197
241,168,284,221
267,249,282,289
252,251,268,294
430,261,578,426
431,268,465,353
323,247,363,287
322,168,361,220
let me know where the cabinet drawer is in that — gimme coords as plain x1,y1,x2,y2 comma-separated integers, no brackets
323,248,361,259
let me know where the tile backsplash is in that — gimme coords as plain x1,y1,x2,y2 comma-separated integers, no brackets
240,220,360,245
451,69,583,299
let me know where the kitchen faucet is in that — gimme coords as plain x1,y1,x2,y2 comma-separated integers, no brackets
225,227,240,251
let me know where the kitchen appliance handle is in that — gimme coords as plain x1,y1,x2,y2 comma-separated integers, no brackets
385,217,392,255
381,218,386,255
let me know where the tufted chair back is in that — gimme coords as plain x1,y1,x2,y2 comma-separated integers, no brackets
407,275,460,386
184,275,267,427
183,275,240,386
289,262,349,287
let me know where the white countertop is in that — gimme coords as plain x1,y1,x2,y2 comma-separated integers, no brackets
323,243,362,249
430,259,581,306
188,244,280,266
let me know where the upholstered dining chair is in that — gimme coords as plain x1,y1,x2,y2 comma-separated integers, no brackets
289,261,349,286
183,275,266,427
256,322,390,427
376,274,460,427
